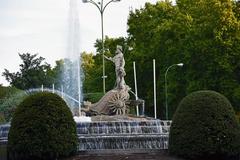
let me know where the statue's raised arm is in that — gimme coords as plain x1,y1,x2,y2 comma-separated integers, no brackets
104,55,113,62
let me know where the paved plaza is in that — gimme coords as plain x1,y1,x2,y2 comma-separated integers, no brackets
65,151,183,160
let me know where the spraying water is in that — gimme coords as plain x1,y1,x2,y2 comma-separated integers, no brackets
62,0,83,114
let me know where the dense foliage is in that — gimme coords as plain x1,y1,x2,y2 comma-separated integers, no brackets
0,113,5,124
0,86,26,122
169,90,240,160
2,0,240,119
0,86,20,99
8,92,78,160
2,53,64,90
127,0,240,118
82,0,240,118
84,92,104,103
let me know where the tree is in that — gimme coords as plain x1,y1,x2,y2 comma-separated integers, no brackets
3,53,51,90
176,0,240,111
81,52,96,93
2,53,65,91
127,1,187,117
233,0,240,20
0,113,5,124
47,59,64,89
127,0,240,118
0,86,26,122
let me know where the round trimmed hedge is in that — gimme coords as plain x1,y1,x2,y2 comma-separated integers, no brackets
8,92,78,160
169,90,240,160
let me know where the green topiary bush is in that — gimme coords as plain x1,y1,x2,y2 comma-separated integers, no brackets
8,92,78,160
169,90,240,160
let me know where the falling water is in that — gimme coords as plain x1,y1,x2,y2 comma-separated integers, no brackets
0,120,172,150
62,0,83,110
76,120,171,150
0,124,9,145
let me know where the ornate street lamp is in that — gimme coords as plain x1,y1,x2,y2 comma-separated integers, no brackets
82,0,121,94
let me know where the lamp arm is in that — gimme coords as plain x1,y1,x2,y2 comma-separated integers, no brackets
165,64,177,78
88,0,102,13
103,0,116,12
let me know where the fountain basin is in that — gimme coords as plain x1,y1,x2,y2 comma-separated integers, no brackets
0,118,171,151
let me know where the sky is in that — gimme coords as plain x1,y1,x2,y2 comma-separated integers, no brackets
0,0,162,86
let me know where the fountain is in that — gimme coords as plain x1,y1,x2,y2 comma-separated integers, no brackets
77,120,171,150
0,44,172,152
73,44,171,151
0,120,171,150
62,0,83,114
0,124,8,145
0,45,172,154
0,0,173,154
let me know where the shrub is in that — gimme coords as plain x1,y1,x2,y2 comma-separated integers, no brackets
0,86,26,122
8,92,78,160
0,91,26,122
0,86,19,99
0,113,5,124
169,90,240,160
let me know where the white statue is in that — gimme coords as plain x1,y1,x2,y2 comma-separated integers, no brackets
105,45,126,90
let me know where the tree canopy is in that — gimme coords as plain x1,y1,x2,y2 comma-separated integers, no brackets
84,0,240,118
3,53,64,90
2,0,240,119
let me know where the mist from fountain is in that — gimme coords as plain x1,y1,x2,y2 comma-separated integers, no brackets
62,0,83,109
